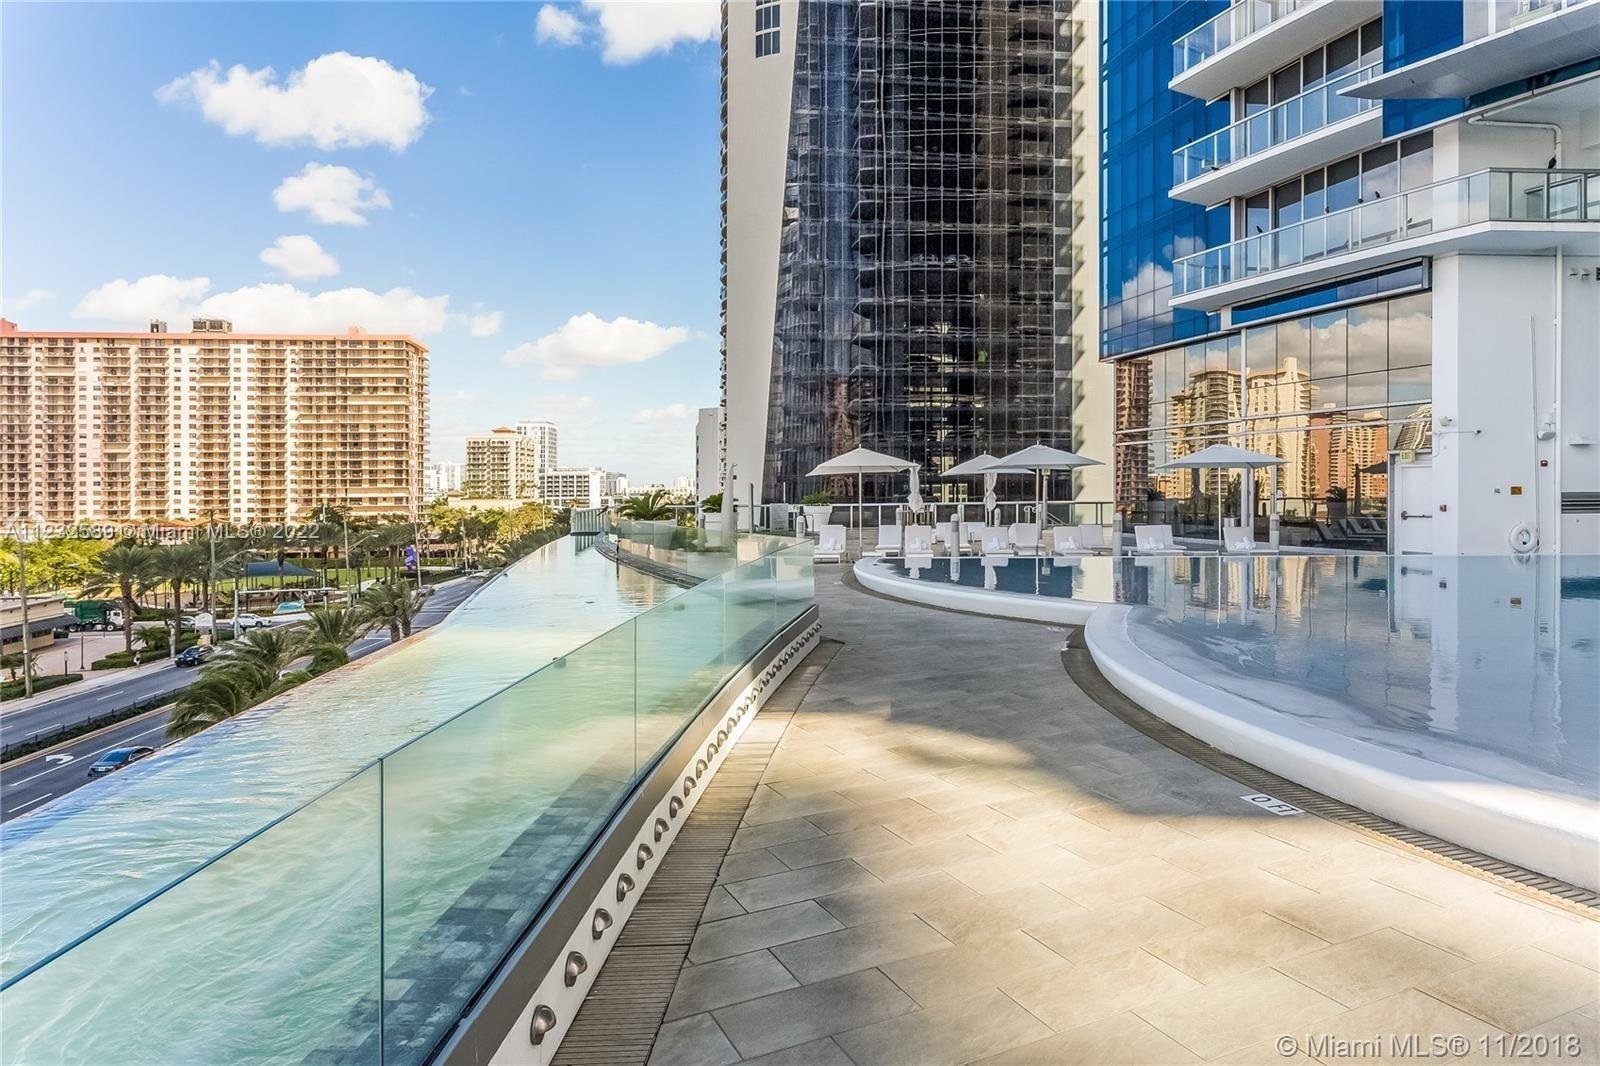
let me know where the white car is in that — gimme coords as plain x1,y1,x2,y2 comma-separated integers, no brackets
232,613,271,630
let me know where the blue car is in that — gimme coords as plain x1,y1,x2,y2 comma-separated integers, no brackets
86,746,156,777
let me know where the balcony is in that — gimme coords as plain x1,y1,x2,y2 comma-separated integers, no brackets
1171,0,1381,101
1350,0,1600,99
1171,64,1381,204
1171,168,1600,310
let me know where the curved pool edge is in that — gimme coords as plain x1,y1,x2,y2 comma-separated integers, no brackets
851,558,1104,625
1084,603,1600,893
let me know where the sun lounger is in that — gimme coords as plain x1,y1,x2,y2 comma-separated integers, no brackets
903,525,935,555
961,523,988,554
1049,526,1093,557
863,524,904,558
1223,526,1273,554
980,527,1014,558
814,524,847,563
1009,523,1043,556
1076,524,1110,554
1133,524,1186,555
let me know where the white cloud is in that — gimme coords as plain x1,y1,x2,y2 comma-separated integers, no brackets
8,288,53,312
259,234,340,279
74,275,213,325
467,310,504,337
502,312,691,380
536,4,585,45
583,0,718,64
631,402,691,422
156,51,432,150
74,274,454,335
273,163,391,226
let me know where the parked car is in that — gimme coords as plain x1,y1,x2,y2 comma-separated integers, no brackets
86,746,156,777
232,613,270,630
174,644,216,667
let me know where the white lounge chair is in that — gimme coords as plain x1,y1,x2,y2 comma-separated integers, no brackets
1009,522,1043,556
960,522,988,554
980,527,1014,558
1076,524,1110,554
903,525,935,555
1223,524,1273,554
863,524,904,558
932,521,954,547
1133,524,1186,555
814,524,847,563
1049,526,1092,558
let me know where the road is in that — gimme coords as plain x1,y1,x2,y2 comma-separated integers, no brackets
0,575,487,824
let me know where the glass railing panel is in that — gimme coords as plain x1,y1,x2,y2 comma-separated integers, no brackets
634,576,725,771
378,619,638,1064
773,542,817,630
1174,0,1310,76
1173,65,1378,185
722,554,779,670
0,762,383,1065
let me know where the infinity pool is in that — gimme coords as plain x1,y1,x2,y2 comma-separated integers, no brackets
0,538,677,989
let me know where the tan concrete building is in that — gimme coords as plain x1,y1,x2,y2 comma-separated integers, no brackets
464,427,540,500
0,318,428,524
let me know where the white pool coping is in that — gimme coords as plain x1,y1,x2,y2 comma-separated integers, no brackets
851,558,1105,625
1085,604,1600,892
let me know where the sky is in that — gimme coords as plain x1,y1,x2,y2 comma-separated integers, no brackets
1,1,725,484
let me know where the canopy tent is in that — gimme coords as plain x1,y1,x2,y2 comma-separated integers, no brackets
1158,444,1286,544
806,447,919,555
242,560,317,580
941,453,1001,522
990,445,1103,529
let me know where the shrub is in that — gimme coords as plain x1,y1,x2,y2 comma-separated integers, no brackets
0,673,82,701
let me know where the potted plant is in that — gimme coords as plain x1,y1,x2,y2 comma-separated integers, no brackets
800,490,833,528
1326,485,1349,519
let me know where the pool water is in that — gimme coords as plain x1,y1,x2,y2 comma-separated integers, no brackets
0,538,678,987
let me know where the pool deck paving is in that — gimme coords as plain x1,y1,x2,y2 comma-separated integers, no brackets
647,570,1599,1066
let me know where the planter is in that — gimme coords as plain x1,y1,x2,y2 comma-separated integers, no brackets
801,506,833,528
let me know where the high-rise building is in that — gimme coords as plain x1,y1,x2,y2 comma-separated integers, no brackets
0,318,427,523
695,406,720,500
1102,0,1599,554
539,467,608,510
423,461,463,498
721,0,1105,509
514,419,559,476
464,427,540,499
603,471,629,500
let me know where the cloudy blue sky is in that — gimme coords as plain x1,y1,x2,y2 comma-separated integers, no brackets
1,1,725,483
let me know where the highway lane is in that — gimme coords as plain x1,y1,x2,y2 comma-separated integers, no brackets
0,575,487,824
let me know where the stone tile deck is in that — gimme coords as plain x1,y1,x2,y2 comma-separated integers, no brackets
649,571,1599,1065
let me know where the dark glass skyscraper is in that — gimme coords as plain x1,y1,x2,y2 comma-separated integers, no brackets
755,0,1075,505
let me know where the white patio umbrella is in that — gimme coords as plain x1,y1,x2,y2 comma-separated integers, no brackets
806,446,918,555
991,444,1104,529
942,453,1000,524
1157,443,1285,545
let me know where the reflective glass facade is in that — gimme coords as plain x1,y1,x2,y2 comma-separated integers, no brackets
1115,292,1432,544
761,0,1073,505
1100,0,1227,359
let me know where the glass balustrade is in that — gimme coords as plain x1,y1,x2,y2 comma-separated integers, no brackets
1173,169,1600,296
1465,0,1582,41
0,534,815,1066
1173,0,1314,78
1173,65,1379,186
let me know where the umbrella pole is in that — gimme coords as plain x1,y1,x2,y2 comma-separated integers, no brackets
857,471,863,561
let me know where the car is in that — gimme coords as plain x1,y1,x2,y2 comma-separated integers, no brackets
86,746,156,777
174,644,216,667
232,613,270,630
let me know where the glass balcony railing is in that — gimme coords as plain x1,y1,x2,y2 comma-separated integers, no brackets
1173,0,1313,78
1173,168,1600,296
0,535,815,1065
1465,0,1583,41
1172,64,1379,187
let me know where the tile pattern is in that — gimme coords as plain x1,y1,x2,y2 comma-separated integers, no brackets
649,572,1600,1064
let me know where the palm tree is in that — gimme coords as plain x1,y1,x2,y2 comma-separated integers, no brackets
301,606,368,675
167,671,257,738
151,542,207,641
85,541,159,654
358,580,419,643
617,489,675,521
210,627,304,693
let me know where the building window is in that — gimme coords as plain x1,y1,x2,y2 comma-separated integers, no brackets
755,0,779,57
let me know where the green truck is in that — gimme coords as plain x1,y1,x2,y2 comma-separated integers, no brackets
63,599,125,631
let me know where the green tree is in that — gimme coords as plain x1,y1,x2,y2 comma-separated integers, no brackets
210,627,304,693
358,580,420,643
167,671,257,738
151,542,207,641
617,489,675,521
84,541,160,654
301,606,368,675
1,651,38,682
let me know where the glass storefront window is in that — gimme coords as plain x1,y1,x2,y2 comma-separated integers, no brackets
1346,301,1387,375
1309,310,1346,379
